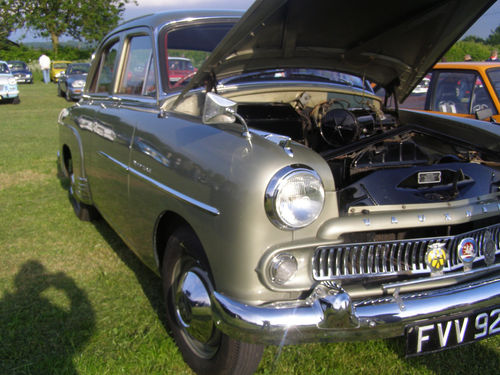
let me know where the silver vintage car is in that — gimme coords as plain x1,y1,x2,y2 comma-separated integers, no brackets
58,1,500,374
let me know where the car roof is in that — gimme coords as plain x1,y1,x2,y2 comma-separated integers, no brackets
113,9,243,34
433,61,500,71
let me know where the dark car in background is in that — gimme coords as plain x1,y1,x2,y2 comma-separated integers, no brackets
7,60,33,84
58,1,500,374
57,63,90,101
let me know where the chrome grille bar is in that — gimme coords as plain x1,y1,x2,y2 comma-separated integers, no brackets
312,223,500,280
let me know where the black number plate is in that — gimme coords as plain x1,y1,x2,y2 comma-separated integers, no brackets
406,306,500,356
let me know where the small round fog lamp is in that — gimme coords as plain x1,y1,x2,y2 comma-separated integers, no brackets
270,254,298,285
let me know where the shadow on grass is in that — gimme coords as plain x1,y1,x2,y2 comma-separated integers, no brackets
0,260,95,374
90,218,169,332
385,335,500,375
57,172,168,332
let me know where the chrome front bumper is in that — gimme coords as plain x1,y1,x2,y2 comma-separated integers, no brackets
211,275,500,345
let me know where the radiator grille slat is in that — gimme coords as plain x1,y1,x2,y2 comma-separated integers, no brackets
312,224,500,280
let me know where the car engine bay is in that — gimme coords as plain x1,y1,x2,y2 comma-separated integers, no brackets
236,92,500,214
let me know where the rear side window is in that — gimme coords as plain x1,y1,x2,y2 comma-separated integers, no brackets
91,39,121,94
118,35,155,96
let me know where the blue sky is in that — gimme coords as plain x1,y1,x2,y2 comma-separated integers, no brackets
10,0,500,42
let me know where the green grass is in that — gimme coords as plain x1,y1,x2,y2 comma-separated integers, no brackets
0,81,498,375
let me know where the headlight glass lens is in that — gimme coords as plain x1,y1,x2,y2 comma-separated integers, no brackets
8,77,17,85
270,254,298,284
266,166,324,229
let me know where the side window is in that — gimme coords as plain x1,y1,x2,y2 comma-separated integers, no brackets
118,35,154,96
471,75,497,115
431,71,475,114
91,40,121,94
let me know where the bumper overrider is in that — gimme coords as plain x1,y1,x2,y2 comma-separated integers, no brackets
180,269,500,346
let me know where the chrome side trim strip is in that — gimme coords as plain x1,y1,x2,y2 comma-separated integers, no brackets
97,151,220,216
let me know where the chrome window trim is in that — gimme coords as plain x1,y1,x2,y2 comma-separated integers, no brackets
98,151,220,216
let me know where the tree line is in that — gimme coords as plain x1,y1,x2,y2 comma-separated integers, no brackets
1,1,499,65
0,0,136,56
444,26,500,61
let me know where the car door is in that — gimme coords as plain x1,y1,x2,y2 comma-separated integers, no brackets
426,69,499,121
113,32,163,263
84,35,137,236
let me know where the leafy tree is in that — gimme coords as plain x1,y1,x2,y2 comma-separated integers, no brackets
462,35,485,44
444,40,493,61
0,0,24,48
486,25,500,45
8,0,136,56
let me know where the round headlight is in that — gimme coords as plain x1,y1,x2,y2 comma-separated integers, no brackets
8,77,16,85
265,166,324,229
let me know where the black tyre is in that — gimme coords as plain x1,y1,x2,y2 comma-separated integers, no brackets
65,90,72,102
162,227,264,375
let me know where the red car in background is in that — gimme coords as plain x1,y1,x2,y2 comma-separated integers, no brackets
167,57,196,84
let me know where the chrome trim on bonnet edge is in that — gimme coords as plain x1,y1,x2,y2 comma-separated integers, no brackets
210,276,500,345
97,151,220,216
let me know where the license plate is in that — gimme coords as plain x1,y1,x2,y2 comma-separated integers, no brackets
406,306,500,356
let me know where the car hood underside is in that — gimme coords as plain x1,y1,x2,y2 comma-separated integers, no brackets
188,0,495,103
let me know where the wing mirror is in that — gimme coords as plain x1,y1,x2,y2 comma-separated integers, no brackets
202,92,251,138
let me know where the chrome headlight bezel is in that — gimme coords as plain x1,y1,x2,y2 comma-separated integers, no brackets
265,165,325,230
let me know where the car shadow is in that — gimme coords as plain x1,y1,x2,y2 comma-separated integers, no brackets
56,167,167,331
0,260,95,374
90,218,169,332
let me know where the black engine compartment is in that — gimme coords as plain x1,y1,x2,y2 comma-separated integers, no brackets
237,101,500,213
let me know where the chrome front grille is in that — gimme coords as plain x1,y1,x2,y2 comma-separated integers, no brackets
312,223,500,281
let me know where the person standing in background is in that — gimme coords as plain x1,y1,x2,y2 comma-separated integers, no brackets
486,49,498,61
38,54,51,84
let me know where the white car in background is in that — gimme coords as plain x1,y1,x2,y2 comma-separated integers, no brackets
0,60,20,104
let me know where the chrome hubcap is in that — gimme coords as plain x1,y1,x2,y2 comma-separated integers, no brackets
174,267,220,358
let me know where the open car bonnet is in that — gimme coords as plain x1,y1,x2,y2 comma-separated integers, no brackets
186,0,495,103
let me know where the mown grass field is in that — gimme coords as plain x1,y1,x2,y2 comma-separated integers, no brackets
0,81,499,375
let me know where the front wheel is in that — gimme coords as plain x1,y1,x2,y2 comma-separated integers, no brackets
162,227,264,375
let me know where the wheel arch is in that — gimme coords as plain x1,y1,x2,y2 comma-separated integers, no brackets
59,121,93,205
154,211,212,280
